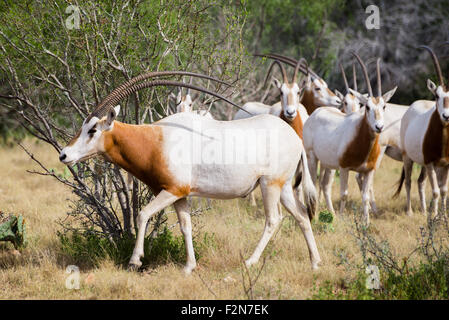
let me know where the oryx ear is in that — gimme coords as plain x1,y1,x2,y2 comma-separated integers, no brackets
106,105,120,127
272,77,282,89
298,87,305,100
306,74,312,86
335,90,344,101
349,89,368,105
382,86,397,103
427,79,437,95
176,91,182,104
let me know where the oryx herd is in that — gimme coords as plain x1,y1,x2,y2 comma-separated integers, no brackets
59,45,449,275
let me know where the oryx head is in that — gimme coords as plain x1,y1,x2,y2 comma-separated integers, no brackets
306,76,342,108
265,59,306,121
176,90,193,113
335,62,362,114
419,45,449,125
59,105,120,165
256,53,341,110
350,53,397,134
59,71,240,165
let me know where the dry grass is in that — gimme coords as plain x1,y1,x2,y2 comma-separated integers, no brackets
0,139,431,299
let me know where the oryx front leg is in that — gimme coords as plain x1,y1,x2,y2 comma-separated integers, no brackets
129,190,180,270
174,198,196,274
403,157,414,216
361,171,374,226
339,168,349,215
418,166,427,215
426,163,440,218
245,178,281,268
249,192,257,206
356,173,377,214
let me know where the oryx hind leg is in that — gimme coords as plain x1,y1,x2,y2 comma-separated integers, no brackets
174,198,197,274
245,177,282,267
321,168,335,215
280,180,321,270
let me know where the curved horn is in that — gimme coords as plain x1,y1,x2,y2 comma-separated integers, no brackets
254,53,322,80
376,58,382,97
293,58,308,83
264,59,289,86
352,62,357,91
351,51,373,96
96,71,232,112
339,63,349,93
443,41,449,82
418,45,444,87
99,79,251,115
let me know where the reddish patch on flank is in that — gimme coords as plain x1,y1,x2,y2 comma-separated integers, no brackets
102,121,190,197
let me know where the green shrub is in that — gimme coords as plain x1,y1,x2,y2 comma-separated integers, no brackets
58,226,215,269
312,255,449,300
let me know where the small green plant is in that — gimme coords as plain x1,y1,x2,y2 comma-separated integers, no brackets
0,212,27,249
313,210,334,233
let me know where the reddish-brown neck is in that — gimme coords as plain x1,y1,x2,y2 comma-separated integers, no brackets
301,88,318,115
280,112,304,140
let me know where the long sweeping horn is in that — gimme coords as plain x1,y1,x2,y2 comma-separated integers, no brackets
376,58,382,96
351,51,373,96
264,59,289,87
293,58,308,83
255,53,298,65
418,45,444,87
352,62,357,91
254,53,322,80
96,71,232,112
339,63,350,93
97,79,251,116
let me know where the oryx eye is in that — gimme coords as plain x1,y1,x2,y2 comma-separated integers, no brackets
315,88,321,91
88,128,96,137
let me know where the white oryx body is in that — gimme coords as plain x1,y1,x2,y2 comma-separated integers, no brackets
400,97,449,216
303,54,397,225
233,59,314,206
60,107,321,273
234,101,272,120
397,45,449,217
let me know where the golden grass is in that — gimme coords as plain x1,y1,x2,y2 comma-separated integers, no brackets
0,139,433,299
